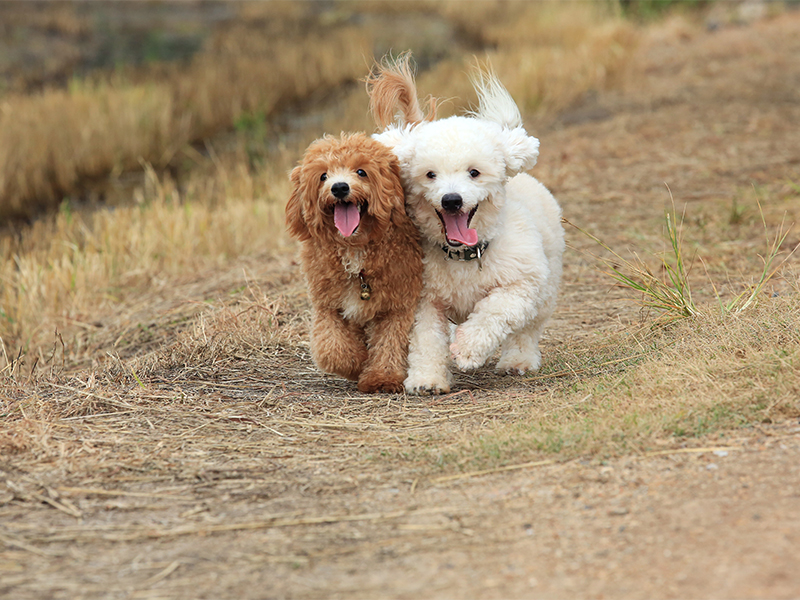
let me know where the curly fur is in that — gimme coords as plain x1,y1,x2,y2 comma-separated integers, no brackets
286,133,423,393
369,55,565,395
366,52,437,129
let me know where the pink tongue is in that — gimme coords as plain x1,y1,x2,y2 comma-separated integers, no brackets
334,203,360,237
441,212,478,246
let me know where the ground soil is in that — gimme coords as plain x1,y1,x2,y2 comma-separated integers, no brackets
2,10,800,600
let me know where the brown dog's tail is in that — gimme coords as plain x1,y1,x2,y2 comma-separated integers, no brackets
367,52,437,128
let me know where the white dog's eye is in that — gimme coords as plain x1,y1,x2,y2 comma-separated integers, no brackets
469,169,480,178
320,173,328,182
356,169,367,178
426,171,436,180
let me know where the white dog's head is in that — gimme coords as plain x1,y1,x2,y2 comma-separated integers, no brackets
373,69,539,248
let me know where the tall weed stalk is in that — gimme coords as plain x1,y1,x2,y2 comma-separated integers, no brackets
711,200,797,314
566,205,698,323
568,199,797,323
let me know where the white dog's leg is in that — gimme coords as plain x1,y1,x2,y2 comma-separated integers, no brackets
496,321,543,375
496,288,559,374
404,297,452,395
450,282,542,371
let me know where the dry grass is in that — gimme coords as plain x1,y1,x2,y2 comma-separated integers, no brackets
2,9,800,594
3,263,797,474
0,8,368,220
0,1,645,369
0,151,293,361
409,2,640,117
451,295,800,470
0,2,90,92
567,200,799,325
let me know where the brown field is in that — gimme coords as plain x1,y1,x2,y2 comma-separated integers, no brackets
1,2,800,599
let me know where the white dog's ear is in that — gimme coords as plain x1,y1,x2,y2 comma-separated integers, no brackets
503,127,540,175
372,127,406,151
372,127,412,164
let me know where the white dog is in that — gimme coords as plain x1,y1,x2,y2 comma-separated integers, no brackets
368,57,565,394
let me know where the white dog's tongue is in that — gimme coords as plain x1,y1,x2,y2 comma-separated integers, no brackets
441,212,478,246
334,203,360,237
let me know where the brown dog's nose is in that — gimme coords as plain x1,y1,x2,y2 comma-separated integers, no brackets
331,182,350,199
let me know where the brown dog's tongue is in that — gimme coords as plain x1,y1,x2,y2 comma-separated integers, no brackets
441,212,478,246
334,202,360,237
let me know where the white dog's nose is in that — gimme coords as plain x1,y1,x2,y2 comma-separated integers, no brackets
441,193,462,213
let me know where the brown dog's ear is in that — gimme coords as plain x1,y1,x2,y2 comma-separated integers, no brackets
371,155,406,236
286,166,311,241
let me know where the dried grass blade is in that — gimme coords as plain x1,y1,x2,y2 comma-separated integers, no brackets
431,459,555,484
640,446,742,459
56,487,194,501
0,531,59,557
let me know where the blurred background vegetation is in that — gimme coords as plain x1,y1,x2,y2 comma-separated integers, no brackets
0,0,704,222
0,0,787,362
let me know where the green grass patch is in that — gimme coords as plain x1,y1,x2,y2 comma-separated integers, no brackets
430,296,800,474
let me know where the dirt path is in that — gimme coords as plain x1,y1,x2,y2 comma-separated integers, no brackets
2,11,800,600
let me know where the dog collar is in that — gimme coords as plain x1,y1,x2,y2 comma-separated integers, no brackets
441,240,489,264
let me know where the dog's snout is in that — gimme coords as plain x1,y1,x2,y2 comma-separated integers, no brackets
441,193,463,213
331,182,350,199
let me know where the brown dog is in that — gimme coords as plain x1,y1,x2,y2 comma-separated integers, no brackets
286,133,422,393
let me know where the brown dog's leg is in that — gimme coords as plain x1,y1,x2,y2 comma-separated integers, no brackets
310,307,367,381
357,309,415,393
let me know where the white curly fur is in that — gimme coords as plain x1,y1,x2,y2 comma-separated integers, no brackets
468,68,524,128
374,72,565,395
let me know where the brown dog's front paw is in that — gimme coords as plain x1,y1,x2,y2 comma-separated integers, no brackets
357,371,404,394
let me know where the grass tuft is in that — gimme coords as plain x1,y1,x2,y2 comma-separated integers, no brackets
712,200,798,315
566,204,699,323
568,195,798,324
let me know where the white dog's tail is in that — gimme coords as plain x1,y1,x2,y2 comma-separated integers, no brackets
367,52,437,128
469,68,523,129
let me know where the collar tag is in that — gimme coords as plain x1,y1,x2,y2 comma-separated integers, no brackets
358,270,371,300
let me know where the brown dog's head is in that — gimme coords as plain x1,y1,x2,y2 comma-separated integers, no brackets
286,133,404,245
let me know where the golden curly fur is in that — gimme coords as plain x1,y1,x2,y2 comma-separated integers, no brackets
366,51,438,128
286,133,423,393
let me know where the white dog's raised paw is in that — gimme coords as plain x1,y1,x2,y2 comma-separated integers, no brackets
450,326,492,372
451,347,483,372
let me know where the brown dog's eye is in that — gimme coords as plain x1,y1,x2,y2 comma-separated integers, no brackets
356,169,367,178
320,173,328,182
469,169,480,178
426,171,436,179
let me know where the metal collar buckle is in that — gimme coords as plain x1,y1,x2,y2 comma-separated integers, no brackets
441,241,489,269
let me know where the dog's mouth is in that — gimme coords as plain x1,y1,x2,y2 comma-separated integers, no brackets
333,201,366,237
437,206,479,247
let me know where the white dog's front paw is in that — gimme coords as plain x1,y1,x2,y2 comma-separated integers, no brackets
450,324,493,371
404,370,451,395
